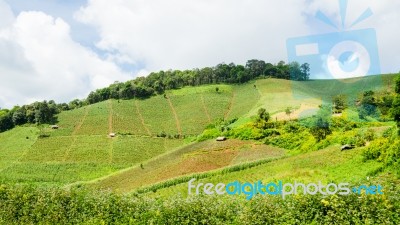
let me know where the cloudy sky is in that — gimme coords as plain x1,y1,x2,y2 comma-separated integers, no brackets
0,0,399,108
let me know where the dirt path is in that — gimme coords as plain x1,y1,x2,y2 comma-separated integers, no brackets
72,106,90,136
167,96,182,135
64,106,90,161
108,100,113,134
224,91,235,120
108,139,114,164
273,103,319,121
201,95,212,123
135,100,152,136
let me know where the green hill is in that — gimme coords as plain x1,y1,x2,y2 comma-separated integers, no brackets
0,75,396,189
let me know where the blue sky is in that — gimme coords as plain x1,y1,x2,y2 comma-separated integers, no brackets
0,0,399,108
5,0,142,73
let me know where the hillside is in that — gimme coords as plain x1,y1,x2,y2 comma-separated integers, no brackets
144,144,383,198
0,75,396,189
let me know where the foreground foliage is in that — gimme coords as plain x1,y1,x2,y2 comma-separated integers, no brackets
0,184,399,224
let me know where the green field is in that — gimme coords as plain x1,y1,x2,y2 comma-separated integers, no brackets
0,76,396,191
0,127,38,172
1,75,400,224
0,82,262,186
146,144,382,198
88,139,285,193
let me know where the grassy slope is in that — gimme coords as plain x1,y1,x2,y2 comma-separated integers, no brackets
0,75,394,187
88,139,285,193
0,127,38,171
147,145,383,198
0,83,259,185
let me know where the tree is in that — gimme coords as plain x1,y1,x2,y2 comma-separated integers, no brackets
358,91,379,119
0,58,312,133
285,107,292,120
276,61,290,80
309,105,332,141
264,63,277,77
395,75,400,94
300,63,310,81
289,62,310,81
332,94,347,113
255,108,270,129
289,62,302,81
246,59,266,80
12,107,27,125
257,108,270,122
216,87,219,93
69,99,83,110
87,91,102,104
0,112,14,132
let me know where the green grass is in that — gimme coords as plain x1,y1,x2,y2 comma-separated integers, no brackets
0,75,398,224
50,106,89,137
75,102,110,135
1,133,186,185
88,139,284,193
226,82,260,119
137,95,180,135
22,136,75,162
251,79,321,117
291,74,396,103
0,135,184,185
147,145,382,198
111,99,149,135
167,94,210,135
0,127,38,171
0,76,396,189
0,162,124,185
201,86,232,120
112,136,183,166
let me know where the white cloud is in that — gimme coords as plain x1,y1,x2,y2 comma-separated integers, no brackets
0,1,131,109
75,0,309,71
75,0,400,75
1,0,399,108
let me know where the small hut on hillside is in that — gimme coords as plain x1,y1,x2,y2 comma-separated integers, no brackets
50,125,59,129
216,136,227,141
109,133,116,137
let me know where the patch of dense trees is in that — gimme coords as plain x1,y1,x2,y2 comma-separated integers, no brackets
85,60,310,104
1,59,309,133
0,101,60,132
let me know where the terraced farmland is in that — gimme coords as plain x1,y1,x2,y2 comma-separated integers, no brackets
147,145,383,198
88,139,285,193
112,99,149,135
75,102,110,135
0,127,38,171
0,77,393,190
0,135,185,185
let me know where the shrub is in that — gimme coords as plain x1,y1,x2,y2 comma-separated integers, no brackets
229,124,264,140
0,184,400,224
197,128,221,141
362,138,390,161
364,129,375,141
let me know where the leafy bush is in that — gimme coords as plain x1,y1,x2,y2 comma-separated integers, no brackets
227,124,265,140
362,138,390,161
266,130,312,150
364,129,376,141
197,128,221,141
0,184,400,224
